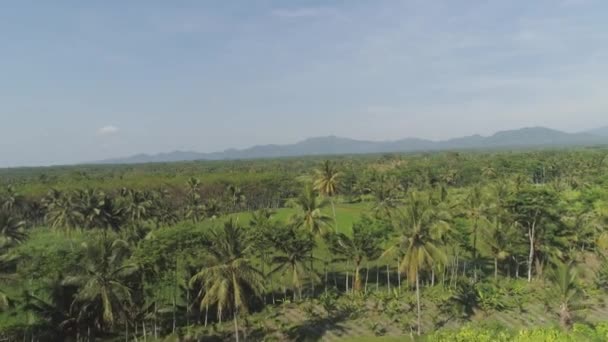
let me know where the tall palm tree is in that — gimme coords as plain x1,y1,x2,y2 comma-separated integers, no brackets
369,174,401,220
326,221,382,293
313,160,341,233
291,186,332,236
185,178,205,222
269,226,315,300
190,219,264,342
384,192,450,336
291,186,332,293
63,237,137,331
461,186,490,281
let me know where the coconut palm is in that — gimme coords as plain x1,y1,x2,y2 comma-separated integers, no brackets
1,184,24,213
0,253,18,311
121,189,154,225
43,189,83,233
461,185,490,281
291,185,332,293
0,210,26,248
313,160,341,233
369,174,401,220
326,219,383,292
63,237,137,331
548,261,585,330
189,219,264,342
384,192,450,336
73,189,125,232
269,226,316,300
291,185,332,236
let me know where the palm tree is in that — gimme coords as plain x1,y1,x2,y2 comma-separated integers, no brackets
0,210,26,248
461,186,490,281
269,226,316,300
291,186,332,293
326,219,382,293
291,186,332,237
384,192,450,336
74,189,125,232
369,174,401,220
1,184,24,213
121,189,154,226
190,219,264,342
313,160,341,233
185,178,205,222
548,261,584,330
43,189,83,233
0,253,18,311
63,237,137,332
226,185,246,212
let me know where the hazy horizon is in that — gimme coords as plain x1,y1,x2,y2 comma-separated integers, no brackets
3,1,608,167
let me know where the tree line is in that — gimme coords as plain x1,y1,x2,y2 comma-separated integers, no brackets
2,150,608,340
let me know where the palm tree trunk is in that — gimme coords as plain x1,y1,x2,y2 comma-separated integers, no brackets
345,262,350,293
386,264,391,293
354,263,361,292
494,257,498,280
528,225,535,282
397,257,401,293
473,219,478,282
143,322,147,342
331,199,338,233
364,261,370,294
416,270,421,336
205,305,209,327
173,257,178,333
154,302,158,338
234,311,240,342
310,243,315,296
324,262,328,294
376,266,380,292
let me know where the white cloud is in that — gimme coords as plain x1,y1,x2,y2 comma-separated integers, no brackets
97,125,119,136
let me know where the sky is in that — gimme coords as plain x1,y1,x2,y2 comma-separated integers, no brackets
2,0,608,167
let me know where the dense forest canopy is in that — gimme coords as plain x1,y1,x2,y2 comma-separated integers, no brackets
3,148,608,341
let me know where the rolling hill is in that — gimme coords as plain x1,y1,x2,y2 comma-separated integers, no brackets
97,126,608,164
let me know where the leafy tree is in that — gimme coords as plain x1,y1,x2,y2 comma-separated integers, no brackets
508,187,560,282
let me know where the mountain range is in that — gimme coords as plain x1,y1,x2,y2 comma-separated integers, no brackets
97,126,608,164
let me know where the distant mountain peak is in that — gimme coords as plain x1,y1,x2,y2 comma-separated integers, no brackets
94,126,608,165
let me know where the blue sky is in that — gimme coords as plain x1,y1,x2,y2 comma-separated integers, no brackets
2,0,608,166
